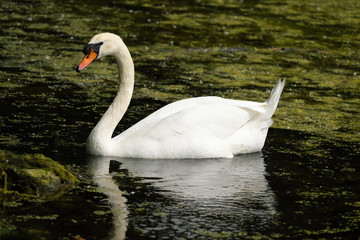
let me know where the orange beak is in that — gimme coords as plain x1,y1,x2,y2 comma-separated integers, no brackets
76,48,98,72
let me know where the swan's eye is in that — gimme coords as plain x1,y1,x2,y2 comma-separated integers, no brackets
91,42,103,55
82,42,103,56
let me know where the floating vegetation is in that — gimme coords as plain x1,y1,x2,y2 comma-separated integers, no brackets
0,0,359,239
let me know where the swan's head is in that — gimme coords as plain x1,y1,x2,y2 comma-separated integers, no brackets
76,32,124,72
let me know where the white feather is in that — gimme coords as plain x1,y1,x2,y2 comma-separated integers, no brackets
79,33,285,159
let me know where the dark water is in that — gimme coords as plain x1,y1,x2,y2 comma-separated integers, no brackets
0,0,359,239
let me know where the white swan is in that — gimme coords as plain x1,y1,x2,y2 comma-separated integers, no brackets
76,32,285,159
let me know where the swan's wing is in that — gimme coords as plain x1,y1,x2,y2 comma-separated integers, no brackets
114,96,266,142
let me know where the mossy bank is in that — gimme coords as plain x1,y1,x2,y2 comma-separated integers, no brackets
0,150,79,203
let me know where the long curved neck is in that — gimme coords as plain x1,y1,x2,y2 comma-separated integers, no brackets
87,44,134,155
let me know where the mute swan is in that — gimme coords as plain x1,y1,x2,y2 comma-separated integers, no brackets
76,32,285,159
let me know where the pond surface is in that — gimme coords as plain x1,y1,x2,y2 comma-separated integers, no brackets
0,0,359,239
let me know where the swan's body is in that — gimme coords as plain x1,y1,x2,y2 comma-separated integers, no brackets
77,33,285,159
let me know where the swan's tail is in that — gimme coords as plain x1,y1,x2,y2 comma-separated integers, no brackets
263,79,285,120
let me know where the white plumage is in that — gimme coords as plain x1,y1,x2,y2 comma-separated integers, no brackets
77,33,285,159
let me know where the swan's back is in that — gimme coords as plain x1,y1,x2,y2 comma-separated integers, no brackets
111,80,285,158
79,33,285,158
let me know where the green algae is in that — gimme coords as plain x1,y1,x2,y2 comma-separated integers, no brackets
0,150,81,239
0,0,359,239
0,218,16,236
0,150,79,202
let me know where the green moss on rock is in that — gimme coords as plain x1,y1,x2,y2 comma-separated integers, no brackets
0,150,79,202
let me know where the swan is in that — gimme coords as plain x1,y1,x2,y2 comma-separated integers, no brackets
76,32,285,159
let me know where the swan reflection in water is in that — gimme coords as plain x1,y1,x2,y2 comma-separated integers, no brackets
87,152,276,239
